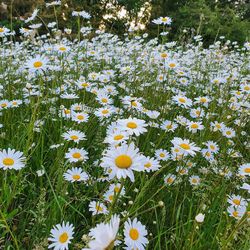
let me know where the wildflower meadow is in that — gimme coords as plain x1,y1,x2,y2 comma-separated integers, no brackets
0,2,249,250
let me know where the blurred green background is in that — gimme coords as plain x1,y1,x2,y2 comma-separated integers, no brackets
0,0,249,45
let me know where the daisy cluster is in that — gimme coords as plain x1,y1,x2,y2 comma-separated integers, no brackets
0,7,249,250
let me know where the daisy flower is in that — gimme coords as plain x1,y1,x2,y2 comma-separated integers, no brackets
0,100,10,109
227,205,246,220
0,148,26,170
161,120,178,132
89,201,108,215
155,149,170,161
143,156,161,172
238,163,250,176
25,56,48,72
48,222,74,250
189,175,201,186
164,174,176,185
171,137,200,156
172,95,192,108
94,107,115,119
186,121,204,133
96,93,113,106
222,127,235,138
190,108,205,118
62,130,86,143
204,141,219,153
227,194,248,207
55,44,70,53
107,183,125,196
210,121,225,132
117,117,147,136
83,215,120,250
194,96,210,107
71,112,89,123
101,143,146,182
63,167,88,182
65,148,88,163
124,218,149,250
104,130,129,145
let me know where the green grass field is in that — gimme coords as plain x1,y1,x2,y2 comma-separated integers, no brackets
0,9,250,250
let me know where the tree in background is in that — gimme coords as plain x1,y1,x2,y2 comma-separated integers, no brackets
0,0,249,45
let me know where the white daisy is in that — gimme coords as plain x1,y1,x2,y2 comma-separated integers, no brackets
0,148,26,170
83,215,120,250
62,130,86,143
71,112,89,123
171,137,200,156
25,56,48,72
238,163,250,176
117,117,147,136
48,221,74,250
101,143,146,182
89,201,108,215
65,148,88,163
63,167,88,182
124,218,149,250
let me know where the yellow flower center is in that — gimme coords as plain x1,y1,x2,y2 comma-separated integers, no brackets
169,63,176,68
200,97,207,103
210,145,215,150
73,174,81,180
33,61,43,68
192,179,198,183
77,115,84,120
59,232,69,243
115,155,132,169
114,135,124,141
161,17,168,22
81,82,89,87
102,109,109,114
191,124,198,129
114,187,120,193
70,135,79,140
180,143,191,150
127,122,137,129
72,152,81,159
3,158,15,166
178,97,186,103
59,46,66,51
131,101,137,107
159,153,165,158
108,195,114,201
166,124,172,129
101,98,108,103
167,177,173,184
232,199,241,206
161,53,168,58
226,131,231,135
179,169,186,174
64,109,70,114
232,211,239,217
1,103,7,108
144,162,152,168
244,168,250,173
129,228,139,240
96,205,103,212
244,86,250,91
